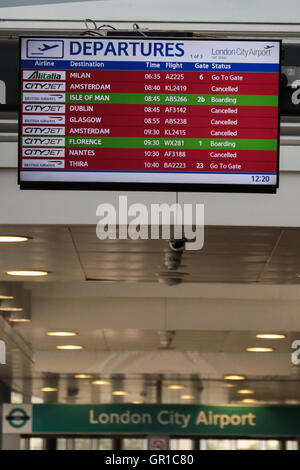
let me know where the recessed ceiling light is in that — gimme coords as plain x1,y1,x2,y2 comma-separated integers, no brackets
56,345,83,350
0,284,15,300
180,394,195,400
74,374,93,379
241,398,257,403
223,384,235,388
48,331,77,337
237,389,254,395
6,270,48,277
246,347,274,352
5,290,31,323
0,236,29,243
256,334,286,339
131,401,142,404
41,387,57,392
0,307,23,312
224,375,246,381
8,318,31,323
167,385,185,390
92,380,111,385
112,390,128,396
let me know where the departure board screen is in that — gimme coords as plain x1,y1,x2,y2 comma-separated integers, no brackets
19,37,281,192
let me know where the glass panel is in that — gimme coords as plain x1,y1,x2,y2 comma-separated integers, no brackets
11,391,23,404
31,396,44,404
57,438,67,450
286,441,298,450
29,438,44,450
98,439,113,450
236,440,261,450
170,439,193,450
20,438,29,450
266,440,280,450
123,438,147,450
202,439,233,450
74,438,91,450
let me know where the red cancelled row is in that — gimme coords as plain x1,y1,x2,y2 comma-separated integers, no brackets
63,104,279,118
63,148,278,162
60,83,280,95
64,125,278,139
64,115,277,129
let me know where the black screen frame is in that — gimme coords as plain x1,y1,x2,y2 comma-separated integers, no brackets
18,35,282,193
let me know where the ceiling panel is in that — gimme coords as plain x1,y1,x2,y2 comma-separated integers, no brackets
12,327,295,354
0,226,84,281
70,226,300,284
0,225,300,403
0,224,299,284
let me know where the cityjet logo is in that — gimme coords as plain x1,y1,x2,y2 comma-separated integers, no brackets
22,137,65,147
22,126,65,135
22,148,65,157
23,82,66,91
22,104,65,113
96,196,204,250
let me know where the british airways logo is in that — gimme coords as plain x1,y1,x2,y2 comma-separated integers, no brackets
22,159,65,168
22,115,65,124
22,92,65,103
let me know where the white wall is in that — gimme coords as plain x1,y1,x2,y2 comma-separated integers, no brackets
29,281,300,331
0,165,300,226
1,0,300,24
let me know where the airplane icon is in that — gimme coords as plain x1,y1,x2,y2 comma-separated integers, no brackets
264,45,274,50
27,39,64,58
38,44,59,52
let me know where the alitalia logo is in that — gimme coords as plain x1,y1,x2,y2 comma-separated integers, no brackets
23,70,66,80
29,71,61,80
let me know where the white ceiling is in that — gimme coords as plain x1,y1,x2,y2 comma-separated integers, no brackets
0,224,300,403
1,225,300,283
